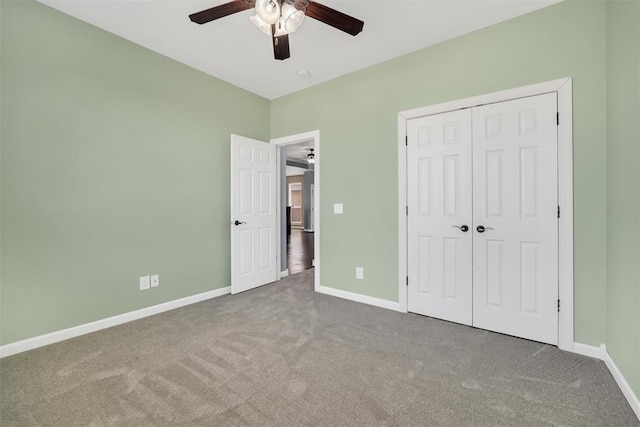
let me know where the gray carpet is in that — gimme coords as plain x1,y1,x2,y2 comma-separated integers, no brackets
1,268,638,426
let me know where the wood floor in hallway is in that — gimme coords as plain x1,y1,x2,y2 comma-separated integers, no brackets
287,228,314,275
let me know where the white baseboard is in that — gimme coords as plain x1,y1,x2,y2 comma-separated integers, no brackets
279,269,289,278
316,285,402,312
0,286,231,359
573,342,604,359
572,342,639,420
601,344,640,420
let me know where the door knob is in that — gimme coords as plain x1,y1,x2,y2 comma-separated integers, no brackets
233,220,246,226
452,225,469,232
476,225,493,233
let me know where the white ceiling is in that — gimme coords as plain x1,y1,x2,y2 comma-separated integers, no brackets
37,0,562,100
286,165,309,176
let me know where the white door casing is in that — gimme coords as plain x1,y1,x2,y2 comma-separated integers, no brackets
288,182,303,226
231,134,278,294
405,93,559,345
271,130,321,292
398,78,573,351
407,109,473,325
310,184,315,231
472,93,559,345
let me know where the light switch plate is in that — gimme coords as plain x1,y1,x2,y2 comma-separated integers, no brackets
139,276,150,291
334,203,344,214
150,274,159,288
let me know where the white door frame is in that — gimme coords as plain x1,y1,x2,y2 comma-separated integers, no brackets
271,130,320,291
288,181,303,226
398,78,574,351
309,184,315,232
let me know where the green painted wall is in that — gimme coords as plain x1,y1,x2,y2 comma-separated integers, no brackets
606,0,640,398
271,0,608,346
2,0,638,401
0,0,270,345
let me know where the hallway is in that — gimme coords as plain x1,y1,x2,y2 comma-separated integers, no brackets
287,229,314,275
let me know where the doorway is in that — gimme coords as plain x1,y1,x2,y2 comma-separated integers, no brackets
284,147,314,275
407,93,559,345
398,79,575,351
271,131,321,289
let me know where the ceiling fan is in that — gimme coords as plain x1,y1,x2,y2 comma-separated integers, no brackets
189,0,364,61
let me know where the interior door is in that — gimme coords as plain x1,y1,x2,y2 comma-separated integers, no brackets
472,93,559,345
407,109,473,325
231,134,277,294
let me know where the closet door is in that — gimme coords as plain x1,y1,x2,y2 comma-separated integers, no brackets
471,93,559,345
407,109,473,325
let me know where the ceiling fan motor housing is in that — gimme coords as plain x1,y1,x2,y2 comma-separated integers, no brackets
287,0,310,11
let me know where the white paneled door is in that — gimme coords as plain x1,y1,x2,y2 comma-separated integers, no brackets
472,93,558,345
407,109,473,325
407,93,559,345
231,135,277,294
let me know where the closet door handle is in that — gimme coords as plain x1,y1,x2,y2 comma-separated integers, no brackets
476,225,493,233
452,225,469,232
233,220,246,226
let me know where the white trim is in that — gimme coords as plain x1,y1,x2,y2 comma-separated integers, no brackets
316,285,403,312
279,269,289,278
573,342,604,360
399,78,571,121
571,342,640,420
398,114,408,313
288,181,303,226
271,130,321,292
0,287,231,359
398,78,574,351
556,79,574,352
602,344,640,420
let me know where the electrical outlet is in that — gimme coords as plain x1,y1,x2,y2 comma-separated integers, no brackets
334,203,344,214
139,275,150,290
151,274,159,288
356,267,364,280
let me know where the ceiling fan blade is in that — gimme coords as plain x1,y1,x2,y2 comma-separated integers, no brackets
272,32,291,61
189,0,254,25
306,2,364,36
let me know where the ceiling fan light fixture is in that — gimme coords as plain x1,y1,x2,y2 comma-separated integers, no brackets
255,0,280,25
307,149,315,164
274,20,292,37
249,14,272,35
281,3,305,33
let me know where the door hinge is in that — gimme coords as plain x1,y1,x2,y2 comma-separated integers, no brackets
405,135,408,146
406,276,409,286
557,112,559,126
557,299,561,312
557,206,560,218
406,206,409,216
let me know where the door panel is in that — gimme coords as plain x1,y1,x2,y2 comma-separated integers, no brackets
472,93,558,345
407,109,473,325
231,135,277,294
406,93,559,345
